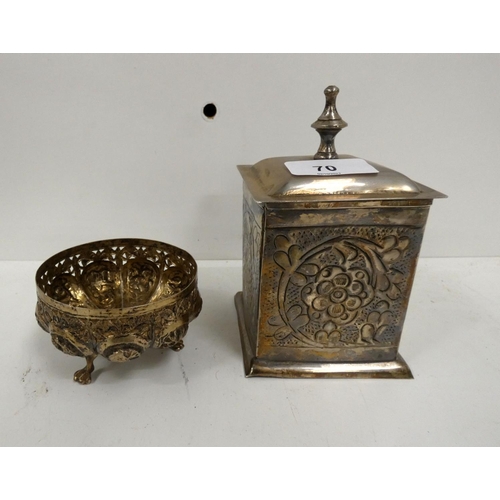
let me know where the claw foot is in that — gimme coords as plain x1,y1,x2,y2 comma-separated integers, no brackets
73,355,96,385
170,340,184,352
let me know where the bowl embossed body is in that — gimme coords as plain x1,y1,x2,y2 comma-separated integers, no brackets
35,238,202,384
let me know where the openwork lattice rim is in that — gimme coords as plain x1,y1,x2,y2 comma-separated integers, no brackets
36,238,198,316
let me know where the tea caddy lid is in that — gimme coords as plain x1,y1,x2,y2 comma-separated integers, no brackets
238,86,446,204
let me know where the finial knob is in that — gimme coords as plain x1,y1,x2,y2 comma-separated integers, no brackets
311,85,348,160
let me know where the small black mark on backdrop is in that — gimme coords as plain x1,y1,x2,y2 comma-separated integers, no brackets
203,103,217,119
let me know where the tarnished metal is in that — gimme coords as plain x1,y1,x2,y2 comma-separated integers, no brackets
235,85,446,379
311,85,347,160
239,156,445,203
36,238,202,384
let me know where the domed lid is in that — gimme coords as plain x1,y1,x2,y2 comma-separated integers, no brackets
238,86,446,204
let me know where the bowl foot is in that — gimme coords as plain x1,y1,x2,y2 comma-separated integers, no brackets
73,354,97,385
170,340,184,352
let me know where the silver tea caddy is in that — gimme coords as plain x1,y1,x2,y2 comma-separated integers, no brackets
235,85,446,379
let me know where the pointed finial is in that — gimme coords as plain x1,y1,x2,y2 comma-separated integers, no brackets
311,85,348,159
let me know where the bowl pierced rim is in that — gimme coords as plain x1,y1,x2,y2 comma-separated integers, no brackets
35,238,199,317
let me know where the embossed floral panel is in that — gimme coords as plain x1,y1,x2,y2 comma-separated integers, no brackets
258,224,425,363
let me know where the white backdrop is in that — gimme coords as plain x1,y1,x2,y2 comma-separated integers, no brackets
1,54,498,260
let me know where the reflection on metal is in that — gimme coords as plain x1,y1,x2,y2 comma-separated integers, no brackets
36,238,202,384
235,85,446,379
311,85,348,160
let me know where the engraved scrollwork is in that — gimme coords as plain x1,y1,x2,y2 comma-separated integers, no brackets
156,324,189,351
153,287,202,350
36,302,94,357
37,239,199,307
360,301,392,344
35,239,202,383
124,259,160,306
36,288,202,360
81,261,121,308
268,231,411,348
49,274,94,308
